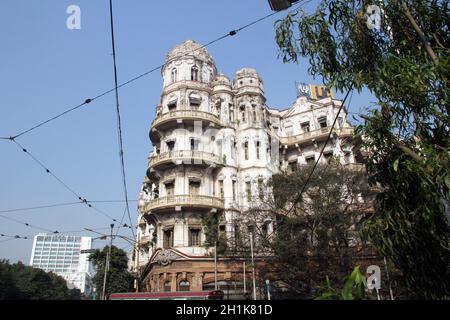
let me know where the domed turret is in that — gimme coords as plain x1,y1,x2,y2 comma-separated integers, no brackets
161,40,217,89
234,68,263,90
212,74,232,93
165,40,214,65
215,73,232,84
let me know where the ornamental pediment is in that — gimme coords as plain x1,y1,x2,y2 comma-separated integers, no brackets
150,249,183,266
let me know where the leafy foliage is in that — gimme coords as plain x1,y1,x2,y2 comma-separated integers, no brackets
272,164,373,295
202,211,228,255
275,0,450,299
0,259,81,300
234,164,374,298
89,246,134,298
316,266,368,300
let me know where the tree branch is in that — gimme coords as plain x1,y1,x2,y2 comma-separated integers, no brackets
401,1,438,64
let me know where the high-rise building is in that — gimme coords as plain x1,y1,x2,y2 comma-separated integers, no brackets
30,234,93,295
134,40,358,295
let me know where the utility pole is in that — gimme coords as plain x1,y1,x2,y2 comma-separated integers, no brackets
214,222,219,290
384,257,394,300
249,233,256,300
101,223,114,300
266,279,271,300
214,241,218,290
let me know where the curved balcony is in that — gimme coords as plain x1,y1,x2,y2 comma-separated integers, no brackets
280,127,353,146
148,150,224,169
150,110,221,142
141,195,224,213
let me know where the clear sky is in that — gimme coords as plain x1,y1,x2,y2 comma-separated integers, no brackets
0,0,375,263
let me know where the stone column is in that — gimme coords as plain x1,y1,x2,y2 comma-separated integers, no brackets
171,272,178,292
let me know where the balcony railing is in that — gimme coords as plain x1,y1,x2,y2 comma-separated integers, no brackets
152,110,221,128
149,150,224,168
141,195,224,212
279,126,353,145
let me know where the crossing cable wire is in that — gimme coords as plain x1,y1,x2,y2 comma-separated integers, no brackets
285,84,355,216
3,2,306,140
108,0,135,240
10,138,118,222
0,233,30,239
108,0,307,241
0,214,59,234
0,1,308,237
113,205,131,240
0,227,118,245
0,201,84,214
0,227,110,239
0,200,138,214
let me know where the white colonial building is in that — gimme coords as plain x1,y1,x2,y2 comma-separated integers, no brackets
134,40,357,294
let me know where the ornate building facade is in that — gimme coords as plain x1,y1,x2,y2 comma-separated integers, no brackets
134,40,357,295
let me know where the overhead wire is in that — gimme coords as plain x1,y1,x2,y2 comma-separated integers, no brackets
2,2,305,140
0,214,60,234
10,139,118,222
108,0,135,240
0,1,309,246
0,200,137,214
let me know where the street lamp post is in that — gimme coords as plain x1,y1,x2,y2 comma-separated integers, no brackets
101,223,114,300
86,227,142,299
249,232,257,300
214,241,218,290
266,279,271,300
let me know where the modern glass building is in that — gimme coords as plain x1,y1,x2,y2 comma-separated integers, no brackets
29,233,93,295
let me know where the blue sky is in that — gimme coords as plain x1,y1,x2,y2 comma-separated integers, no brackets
0,0,375,263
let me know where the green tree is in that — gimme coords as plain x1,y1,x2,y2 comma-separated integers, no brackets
274,0,449,299
89,246,134,299
0,260,81,300
202,211,228,255
229,164,374,298
0,260,19,299
316,266,369,300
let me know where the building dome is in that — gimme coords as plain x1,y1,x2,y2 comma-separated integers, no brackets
213,74,231,86
236,67,258,76
165,39,214,65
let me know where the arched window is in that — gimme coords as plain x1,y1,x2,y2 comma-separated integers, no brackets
179,280,190,292
244,141,249,160
189,93,201,110
171,68,177,83
167,96,177,111
246,181,252,202
164,281,171,292
258,178,264,200
256,140,261,160
240,106,246,122
191,66,199,81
